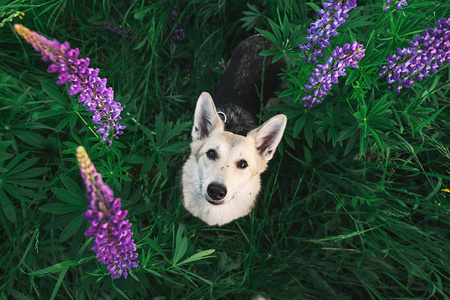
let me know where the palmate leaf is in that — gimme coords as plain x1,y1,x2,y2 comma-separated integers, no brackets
139,114,189,179
39,174,87,243
153,113,190,147
0,151,49,222
42,174,86,214
256,14,304,64
98,156,131,191
239,4,263,31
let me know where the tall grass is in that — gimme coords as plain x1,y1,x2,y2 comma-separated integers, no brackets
0,0,449,299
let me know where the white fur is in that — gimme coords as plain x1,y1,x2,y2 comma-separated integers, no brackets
181,93,287,226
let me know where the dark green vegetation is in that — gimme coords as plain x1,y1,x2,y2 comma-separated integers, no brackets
1,0,449,299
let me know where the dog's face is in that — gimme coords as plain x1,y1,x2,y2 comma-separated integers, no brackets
181,92,287,226
192,129,266,206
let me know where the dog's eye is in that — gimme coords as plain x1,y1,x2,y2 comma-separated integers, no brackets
237,160,248,169
206,149,217,160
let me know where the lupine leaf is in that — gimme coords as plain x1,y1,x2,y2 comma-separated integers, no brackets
8,167,48,179
0,188,16,223
27,261,78,276
177,249,215,266
39,203,86,214
60,174,84,196
41,80,67,106
173,224,188,265
59,215,84,242
5,152,29,171
52,188,85,205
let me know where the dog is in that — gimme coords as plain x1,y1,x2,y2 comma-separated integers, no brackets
181,35,287,226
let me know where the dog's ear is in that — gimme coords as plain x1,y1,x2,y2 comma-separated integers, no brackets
192,92,223,140
249,114,287,161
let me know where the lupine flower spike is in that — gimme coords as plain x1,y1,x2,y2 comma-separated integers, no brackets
383,0,408,12
14,24,125,146
302,41,365,108
379,18,450,93
299,0,357,64
77,146,139,279
170,10,186,43
105,23,134,39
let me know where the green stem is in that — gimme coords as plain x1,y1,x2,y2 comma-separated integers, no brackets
76,111,99,138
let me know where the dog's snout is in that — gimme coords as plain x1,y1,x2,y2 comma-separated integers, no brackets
207,183,227,201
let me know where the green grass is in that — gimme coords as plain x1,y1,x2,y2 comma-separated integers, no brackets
1,0,450,299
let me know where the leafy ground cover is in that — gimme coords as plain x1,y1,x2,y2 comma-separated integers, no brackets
0,0,449,299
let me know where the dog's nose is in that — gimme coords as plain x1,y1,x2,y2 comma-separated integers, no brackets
207,183,227,201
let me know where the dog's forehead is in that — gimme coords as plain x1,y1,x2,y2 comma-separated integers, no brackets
204,131,255,154
223,131,250,147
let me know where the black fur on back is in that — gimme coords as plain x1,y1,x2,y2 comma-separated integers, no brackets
213,34,286,136
217,104,256,136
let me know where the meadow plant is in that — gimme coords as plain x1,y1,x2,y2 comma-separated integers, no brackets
105,23,134,39
77,146,139,279
2,0,450,299
170,10,186,43
302,42,365,108
298,0,357,64
14,24,125,146
379,17,450,92
383,0,409,11
172,28,186,43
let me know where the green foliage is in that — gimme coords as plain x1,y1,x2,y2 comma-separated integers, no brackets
138,113,190,178
256,15,304,63
0,147,49,223
0,0,450,299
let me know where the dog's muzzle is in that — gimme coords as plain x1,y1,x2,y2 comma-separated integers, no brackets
206,182,227,205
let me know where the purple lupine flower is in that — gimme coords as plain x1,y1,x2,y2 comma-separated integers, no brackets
76,146,139,279
171,10,178,20
378,18,450,93
171,27,186,43
383,0,408,11
302,41,365,108
170,10,186,43
14,24,126,146
299,0,357,64
105,23,134,39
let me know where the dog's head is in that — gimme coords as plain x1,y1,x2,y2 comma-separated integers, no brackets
182,92,287,225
